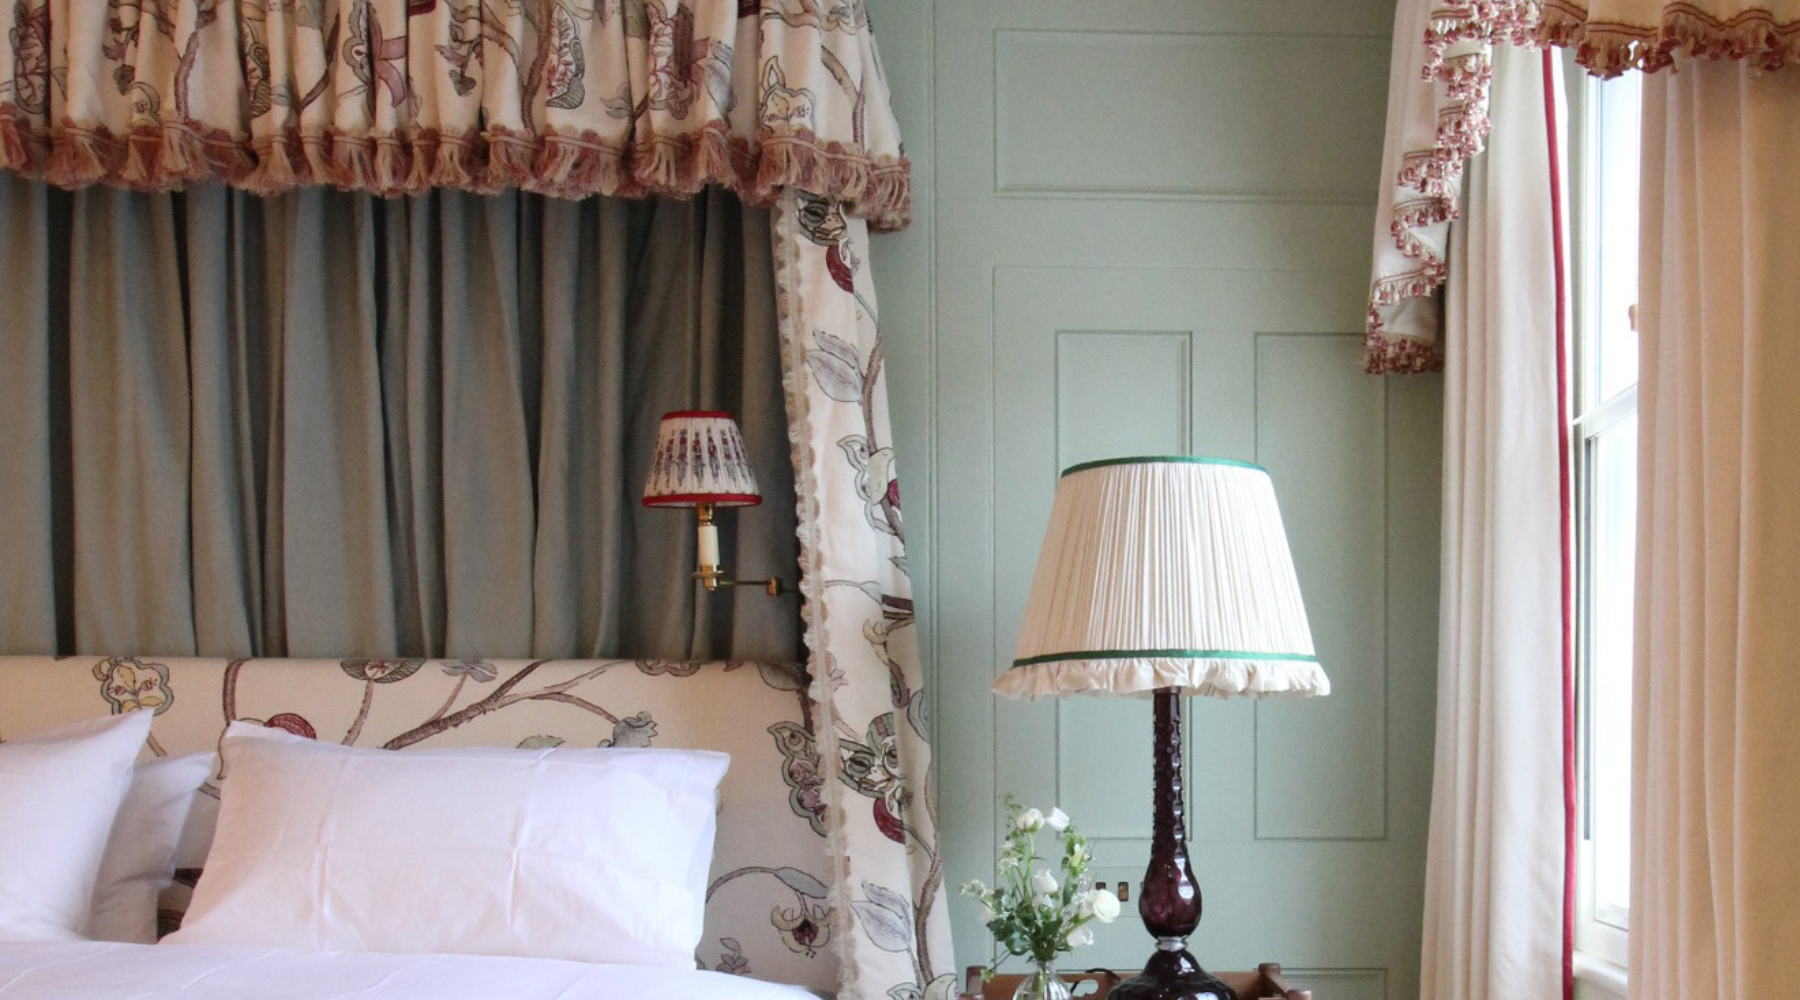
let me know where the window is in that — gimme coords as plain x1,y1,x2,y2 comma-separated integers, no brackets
1570,67,1641,979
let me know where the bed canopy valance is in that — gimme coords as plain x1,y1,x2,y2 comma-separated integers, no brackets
0,0,910,229
0,5,947,1000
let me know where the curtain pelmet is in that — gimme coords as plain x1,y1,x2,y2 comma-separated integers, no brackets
0,1,911,229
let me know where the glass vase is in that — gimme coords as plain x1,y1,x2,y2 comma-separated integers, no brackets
1011,960,1072,1000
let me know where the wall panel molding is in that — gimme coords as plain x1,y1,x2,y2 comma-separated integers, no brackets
994,29,1387,203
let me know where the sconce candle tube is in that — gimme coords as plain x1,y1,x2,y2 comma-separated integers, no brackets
698,519,721,570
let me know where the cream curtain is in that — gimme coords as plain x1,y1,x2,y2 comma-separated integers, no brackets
0,178,800,664
1417,44,1571,1000
1630,57,1800,1000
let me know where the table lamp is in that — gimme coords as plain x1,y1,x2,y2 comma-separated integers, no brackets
642,410,784,595
992,456,1328,1000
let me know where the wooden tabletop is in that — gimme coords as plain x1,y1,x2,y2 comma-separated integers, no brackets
961,963,1312,1000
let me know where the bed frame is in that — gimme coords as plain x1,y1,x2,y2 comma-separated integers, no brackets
0,655,838,995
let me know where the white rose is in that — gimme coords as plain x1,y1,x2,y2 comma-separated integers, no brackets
1089,888,1121,923
1066,926,1094,949
1015,808,1045,832
1045,807,1070,832
1031,869,1058,896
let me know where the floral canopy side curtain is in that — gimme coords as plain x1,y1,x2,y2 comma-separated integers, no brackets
0,4,953,1000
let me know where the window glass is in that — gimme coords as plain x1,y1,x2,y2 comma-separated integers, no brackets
1573,67,1641,970
1588,72,1642,408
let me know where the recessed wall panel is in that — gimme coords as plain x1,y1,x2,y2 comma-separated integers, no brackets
1051,329,1190,840
1282,969,1388,1000
1254,335,1388,840
1054,330,1191,468
995,31,1387,201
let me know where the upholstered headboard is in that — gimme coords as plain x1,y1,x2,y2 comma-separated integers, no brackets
0,656,836,994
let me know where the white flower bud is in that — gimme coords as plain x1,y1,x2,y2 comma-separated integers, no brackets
1045,807,1071,832
1015,807,1045,832
1032,869,1058,896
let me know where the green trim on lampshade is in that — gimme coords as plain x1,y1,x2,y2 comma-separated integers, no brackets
1010,647,1319,668
1059,455,1268,478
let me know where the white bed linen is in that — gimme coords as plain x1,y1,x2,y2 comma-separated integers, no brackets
0,942,822,1000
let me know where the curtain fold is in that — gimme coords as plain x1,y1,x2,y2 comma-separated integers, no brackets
1631,56,1800,1000
1365,0,1461,373
1419,44,1570,1000
0,178,800,665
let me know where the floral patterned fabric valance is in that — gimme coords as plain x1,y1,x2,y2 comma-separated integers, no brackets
0,0,911,230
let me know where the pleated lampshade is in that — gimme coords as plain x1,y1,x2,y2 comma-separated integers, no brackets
993,456,1328,701
642,411,762,508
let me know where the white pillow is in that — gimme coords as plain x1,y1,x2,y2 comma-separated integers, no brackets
0,710,154,941
88,753,214,943
167,722,730,967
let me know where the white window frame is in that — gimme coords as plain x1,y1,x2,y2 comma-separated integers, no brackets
1566,57,1640,994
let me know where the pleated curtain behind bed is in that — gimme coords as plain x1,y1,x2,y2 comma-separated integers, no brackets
0,177,801,664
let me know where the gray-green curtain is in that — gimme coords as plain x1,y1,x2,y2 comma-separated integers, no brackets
0,176,800,663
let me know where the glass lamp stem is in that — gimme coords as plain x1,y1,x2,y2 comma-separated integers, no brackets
1107,687,1237,1000
1141,686,1201,939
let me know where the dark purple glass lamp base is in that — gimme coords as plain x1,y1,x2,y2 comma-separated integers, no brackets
1110,688,1237,1000
1108,947,1237,1000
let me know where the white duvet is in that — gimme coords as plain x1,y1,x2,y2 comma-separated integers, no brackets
0,942,822,999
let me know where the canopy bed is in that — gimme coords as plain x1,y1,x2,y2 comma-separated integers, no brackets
0,3,952,999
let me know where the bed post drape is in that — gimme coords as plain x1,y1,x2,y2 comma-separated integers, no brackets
772,189,955,1000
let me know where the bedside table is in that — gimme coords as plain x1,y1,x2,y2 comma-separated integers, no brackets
961,964,1311,1000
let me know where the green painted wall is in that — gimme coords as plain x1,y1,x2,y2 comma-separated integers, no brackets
867,3,1444,996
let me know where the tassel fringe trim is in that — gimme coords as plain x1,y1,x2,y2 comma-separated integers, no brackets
0,114,912,232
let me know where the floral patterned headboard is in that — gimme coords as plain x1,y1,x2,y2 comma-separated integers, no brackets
0,656,837,994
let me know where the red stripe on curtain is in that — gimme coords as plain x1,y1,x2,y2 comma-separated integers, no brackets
1542,47,1578,1000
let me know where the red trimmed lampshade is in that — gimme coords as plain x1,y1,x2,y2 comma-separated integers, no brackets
642,411,762,508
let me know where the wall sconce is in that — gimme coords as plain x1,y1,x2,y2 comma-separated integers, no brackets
642,410,788,596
